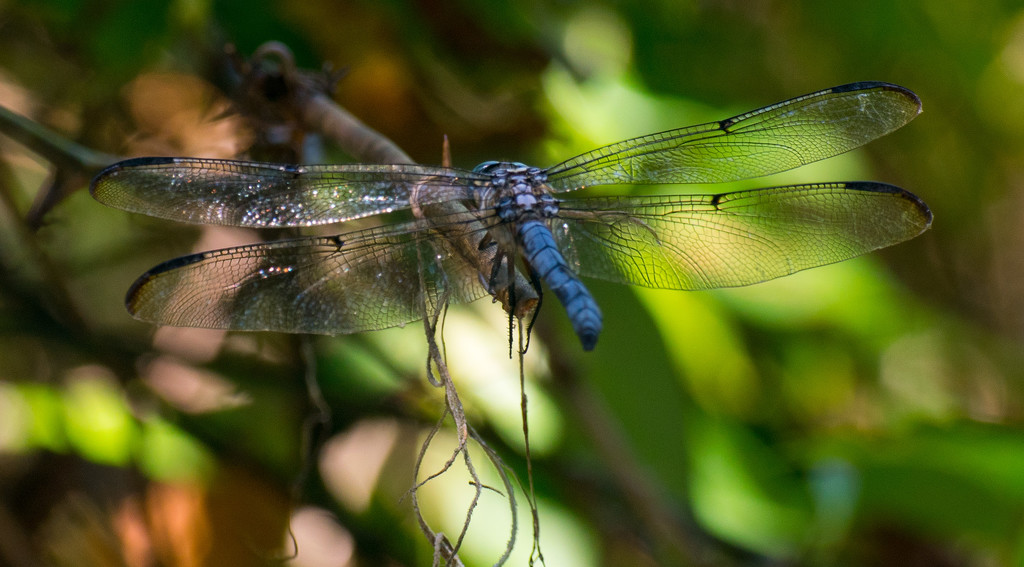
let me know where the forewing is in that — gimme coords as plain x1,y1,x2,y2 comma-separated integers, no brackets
91,157,484,227
545,82,921,191
551,183,932,290
125,219,491,334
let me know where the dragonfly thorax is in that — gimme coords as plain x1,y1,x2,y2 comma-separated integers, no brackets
473,161,557,222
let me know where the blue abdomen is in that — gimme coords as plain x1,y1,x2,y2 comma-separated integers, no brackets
518,220,602,350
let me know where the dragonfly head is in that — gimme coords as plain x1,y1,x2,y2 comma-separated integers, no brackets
472,161,530,174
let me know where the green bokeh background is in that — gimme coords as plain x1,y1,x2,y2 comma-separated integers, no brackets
2,1,1023,566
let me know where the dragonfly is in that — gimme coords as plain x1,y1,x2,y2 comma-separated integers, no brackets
91,81,931,351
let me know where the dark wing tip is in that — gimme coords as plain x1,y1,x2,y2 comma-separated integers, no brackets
114,156,181,167
97,156,179,176
896,187,934,231
91,156,180,196
831,81,922,114
847,181,933,233
125,252,207,315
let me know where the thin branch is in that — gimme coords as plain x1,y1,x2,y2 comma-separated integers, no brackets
468,425,518,566
0,105,117,172
274,335,332,562
0,160,88,333
0,105,119,228
518,325,545,565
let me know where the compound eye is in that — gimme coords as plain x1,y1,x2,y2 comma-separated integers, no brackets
472,161,501,173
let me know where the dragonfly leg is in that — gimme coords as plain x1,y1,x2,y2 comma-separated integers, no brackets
476,232,496,252
521,264,543,354
505,258,516,356
483,250,513,296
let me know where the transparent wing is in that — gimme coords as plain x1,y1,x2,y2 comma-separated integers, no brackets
551,182,932,290
91,157,486,227
125,217,494,334
544,82,921,191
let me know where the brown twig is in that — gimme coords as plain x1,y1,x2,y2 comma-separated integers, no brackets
517,326,546,565
0,105,119,228
0,105,116,172
0,156,89,333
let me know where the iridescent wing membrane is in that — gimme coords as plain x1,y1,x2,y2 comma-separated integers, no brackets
120,219,493,335
91,81,931,341
553,184,928,291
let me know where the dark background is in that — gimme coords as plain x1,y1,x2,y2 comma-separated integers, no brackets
1,1,1023,566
